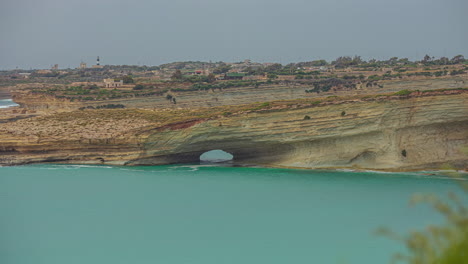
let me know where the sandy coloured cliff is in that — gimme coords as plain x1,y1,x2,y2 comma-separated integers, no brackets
1,91,467,170
10,76,468,110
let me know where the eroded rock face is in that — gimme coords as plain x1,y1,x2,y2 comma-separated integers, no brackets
1,93,466,170
128,94,468,170
10,76,468,110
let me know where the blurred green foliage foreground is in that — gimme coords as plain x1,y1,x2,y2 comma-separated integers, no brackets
376,164,468,264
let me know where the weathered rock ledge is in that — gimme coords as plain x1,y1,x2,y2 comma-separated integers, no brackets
0,92,467,170
10,76,468,110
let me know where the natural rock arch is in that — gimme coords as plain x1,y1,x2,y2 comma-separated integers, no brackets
199,149,233,163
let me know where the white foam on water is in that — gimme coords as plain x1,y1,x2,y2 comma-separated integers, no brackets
119,168,159,172
178,164,225,171
363,170,397,174
168,165,199,171
0,99,19,108
336,169,357,172
45,165,114,170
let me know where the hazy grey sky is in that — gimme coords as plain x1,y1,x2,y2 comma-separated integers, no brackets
1,0,467,69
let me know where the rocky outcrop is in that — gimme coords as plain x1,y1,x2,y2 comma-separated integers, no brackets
0,86,11,99
129,93,468,170
0,92,467,170
10,76,468,110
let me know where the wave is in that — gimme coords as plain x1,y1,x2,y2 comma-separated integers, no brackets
169,164,223,171
0,99,19,108
41,165,114,170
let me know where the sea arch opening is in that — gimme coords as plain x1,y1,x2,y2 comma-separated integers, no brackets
199,149,234,163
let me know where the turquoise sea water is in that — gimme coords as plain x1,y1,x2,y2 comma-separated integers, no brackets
0,99,18,109
0,164,463,264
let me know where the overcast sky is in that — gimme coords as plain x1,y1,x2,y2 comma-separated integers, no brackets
1,0,467,69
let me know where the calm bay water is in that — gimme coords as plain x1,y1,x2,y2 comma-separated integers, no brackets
0,164,462,264
0,99,18,109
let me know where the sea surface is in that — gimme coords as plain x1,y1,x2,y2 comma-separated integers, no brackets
0,164,464,264
0,99,19,109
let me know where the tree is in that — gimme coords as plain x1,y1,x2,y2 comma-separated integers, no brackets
264,63,282,73
351,55,363,65
451,55,465,64
436,57,450,65
122,75,134,84
387,57,399,65
171,70,183,80
133,84,144,90
207,73,216,83
267,73,278,79
213,63,231,74
332,56,353,68
310,60,327,66
244,66,258,75
398,58,410,65
422,54,432,64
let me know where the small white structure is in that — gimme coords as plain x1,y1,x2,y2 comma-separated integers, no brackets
103,78,123,88
18,73,31,79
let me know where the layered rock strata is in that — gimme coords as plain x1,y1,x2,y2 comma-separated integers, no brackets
0,92,467,170
10,76,468,110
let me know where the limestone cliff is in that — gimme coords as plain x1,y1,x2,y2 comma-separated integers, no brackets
10,76,468,110
0,91,467,170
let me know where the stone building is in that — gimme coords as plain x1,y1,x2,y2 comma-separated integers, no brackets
103,79,123,88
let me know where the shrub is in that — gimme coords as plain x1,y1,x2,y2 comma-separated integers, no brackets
341,111,346,116
401,149,407,157
377,167,468,264
267,73,278,79
122,75,134,84
450,70,466,76
394,89,412,96
368,75,382,81
133,84,144,90
95,104,125,109
304,115,311,120
253,102,270,110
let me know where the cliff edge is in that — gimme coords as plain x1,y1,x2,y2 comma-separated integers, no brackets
1,90,467,170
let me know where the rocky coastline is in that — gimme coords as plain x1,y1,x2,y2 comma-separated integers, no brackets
1,89,467,170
